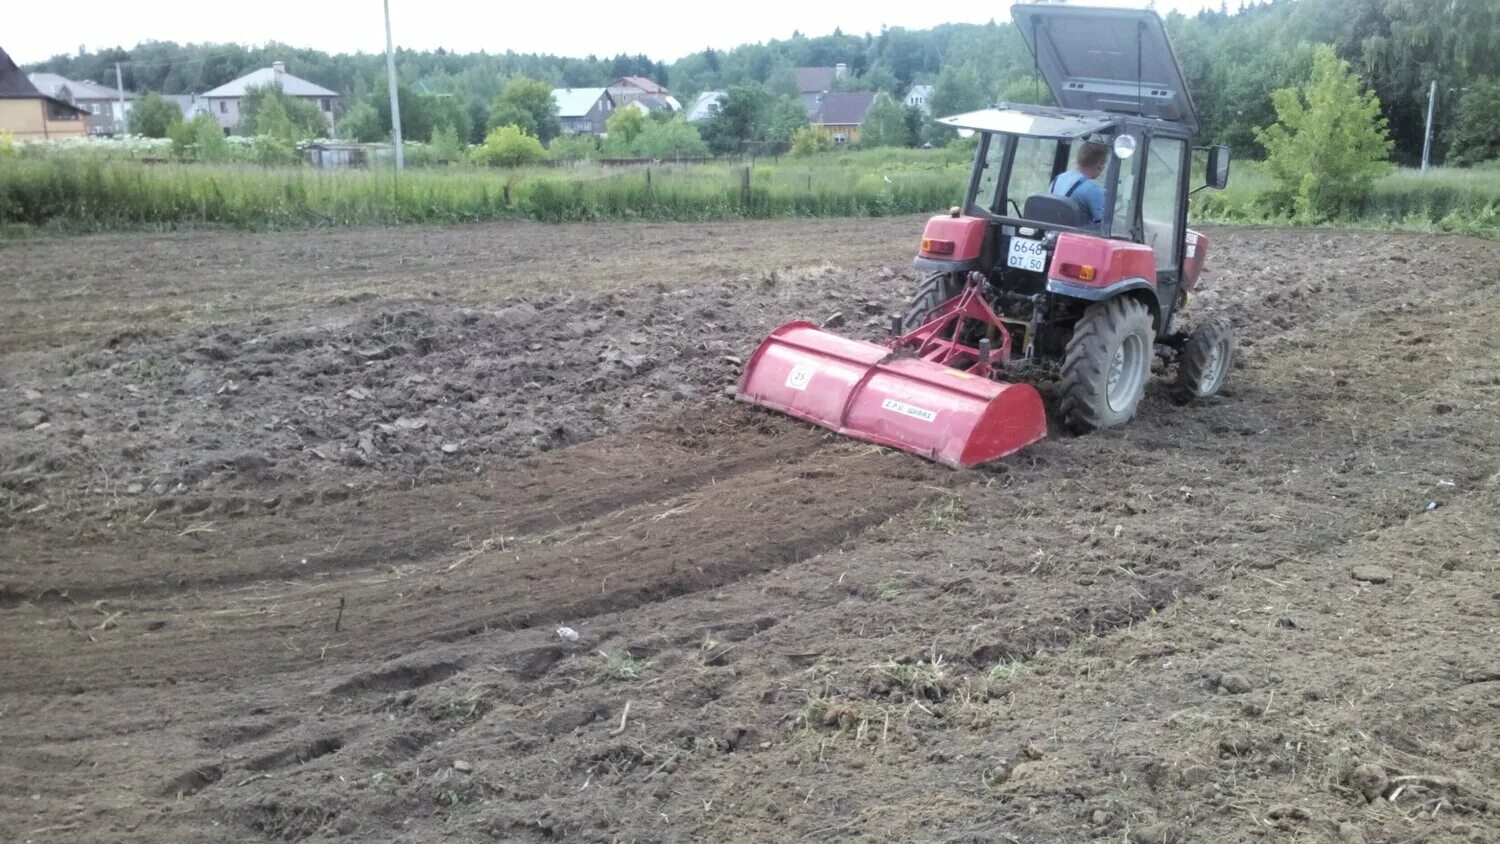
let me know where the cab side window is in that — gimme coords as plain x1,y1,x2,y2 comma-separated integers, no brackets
1141,137,1186,272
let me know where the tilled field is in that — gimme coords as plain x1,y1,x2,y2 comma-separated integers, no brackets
2,219,1498,843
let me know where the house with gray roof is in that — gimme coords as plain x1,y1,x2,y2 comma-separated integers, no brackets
684,91,725,122
552,87,615,135
200,61,338,133
795,64,848,116
28,72,134,135
809,91,877,145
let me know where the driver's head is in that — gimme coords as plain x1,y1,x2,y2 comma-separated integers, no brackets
1076,141,1109,179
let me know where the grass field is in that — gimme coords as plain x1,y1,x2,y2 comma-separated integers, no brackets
3,145,1498,234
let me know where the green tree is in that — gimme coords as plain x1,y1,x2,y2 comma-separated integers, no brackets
429,123,465,163
860,92,915,147
471,125,546,167
606,106,646,145
340,102,384,142
790,125,833,157
761,95,809,147
702,84,770,154
487,77,561,142
631,118,708,158
926,64,987,143
169,113,231,162
1255,44,1394,222
239,84,327,139
1444,79,1500,167
128,92,182,138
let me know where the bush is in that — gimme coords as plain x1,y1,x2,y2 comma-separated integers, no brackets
471,125,546,167
429,124,465,163
341,101,384,142
129,93,183,138
250,135,299,166
169,114,231,163
1255,44,1393,222
630,119,708,159
549,133,599,162
790,126,833,157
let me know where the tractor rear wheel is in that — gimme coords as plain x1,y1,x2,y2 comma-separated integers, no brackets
900,272,962,333
1059,296,1154,433
1172,317,1234,403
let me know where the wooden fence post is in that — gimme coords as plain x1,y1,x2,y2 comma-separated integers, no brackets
740,166,752,210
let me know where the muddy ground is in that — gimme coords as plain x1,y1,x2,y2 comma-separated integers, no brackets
1,218,1497,843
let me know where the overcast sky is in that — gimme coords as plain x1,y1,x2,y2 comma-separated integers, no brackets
8,0,1227,65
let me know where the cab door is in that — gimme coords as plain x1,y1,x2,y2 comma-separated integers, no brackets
1139,135,1189,323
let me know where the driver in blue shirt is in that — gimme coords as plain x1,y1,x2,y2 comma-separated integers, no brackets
1049,141,1109,230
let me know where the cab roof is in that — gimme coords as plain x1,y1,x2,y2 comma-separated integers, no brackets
1012,3,1201,133
936,105,1116,139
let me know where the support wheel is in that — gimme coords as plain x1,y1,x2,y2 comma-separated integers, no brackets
1172,317,1234,403
1060,296,1154,433
900,272,962,333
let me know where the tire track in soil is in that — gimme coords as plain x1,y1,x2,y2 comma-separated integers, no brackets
1,427,946,693
0,411,829,602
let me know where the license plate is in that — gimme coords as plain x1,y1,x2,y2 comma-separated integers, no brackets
1006,237,1047,272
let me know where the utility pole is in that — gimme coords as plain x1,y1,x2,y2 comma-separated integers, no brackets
383,0,404,171
1421,80,1436,172
115,61,127,135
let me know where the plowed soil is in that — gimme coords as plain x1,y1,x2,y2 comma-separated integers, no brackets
2,219,1498,844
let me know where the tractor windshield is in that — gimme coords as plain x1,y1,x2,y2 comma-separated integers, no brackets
968,131,1125,235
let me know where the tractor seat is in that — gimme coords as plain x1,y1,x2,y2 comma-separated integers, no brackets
1022,193,1090,229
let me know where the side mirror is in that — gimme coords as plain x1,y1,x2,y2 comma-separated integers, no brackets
1205,144,1230,190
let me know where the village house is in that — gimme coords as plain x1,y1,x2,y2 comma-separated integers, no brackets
808,91,877,145
794,64,848,116
28,72,134,135
552,87,615,135
684,90,725,122
200,61,338,134
606,76,678,111
904,83,934,115
0,46,88,139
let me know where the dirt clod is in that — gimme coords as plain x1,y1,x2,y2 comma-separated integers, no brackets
1349,762,1388,802
1218,672,1254,694
1350,565,1394,584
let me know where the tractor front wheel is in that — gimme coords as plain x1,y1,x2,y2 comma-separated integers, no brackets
900,272,962,333
1060,296,1154,433
1172,317,1234,403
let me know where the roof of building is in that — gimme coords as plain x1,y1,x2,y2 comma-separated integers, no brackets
0,46,42,97
201,65,338,99
794,67,838,94
609,76,668,94
685,91,725,122
28,72,133,101
812,91,878,126
0,46,88,112
905,84,934,99
627,94,680,114
552,87,610,117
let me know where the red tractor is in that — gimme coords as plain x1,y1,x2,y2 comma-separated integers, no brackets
738,4,1233,467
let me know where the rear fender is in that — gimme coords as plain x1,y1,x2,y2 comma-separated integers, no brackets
1045,232,1164,329
915,214,987,266
1182,229,1210,292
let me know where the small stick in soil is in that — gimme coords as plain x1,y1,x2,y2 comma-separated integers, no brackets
609,700,632,737
334,596,346,632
